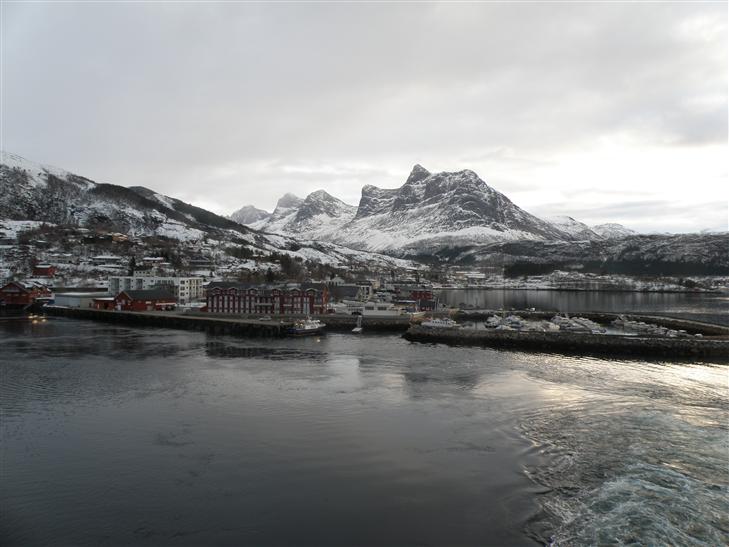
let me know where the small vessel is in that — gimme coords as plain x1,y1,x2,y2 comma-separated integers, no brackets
288,317,326,336
485,315,501,328
352,316,363,334
421,317,460,329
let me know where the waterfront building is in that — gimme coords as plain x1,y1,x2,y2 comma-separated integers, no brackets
111,288,177,311
108,276,204,304
0,280,52,309
206,282,329,315
54,292,110,309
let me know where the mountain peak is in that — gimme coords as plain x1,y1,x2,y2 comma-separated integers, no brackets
306,189,336,201
230,204,271,225
406,164,431,184
276,193,303,209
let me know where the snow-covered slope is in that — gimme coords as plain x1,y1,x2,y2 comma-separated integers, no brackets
546,216,602,240
591,223,637,239
0,151,415,270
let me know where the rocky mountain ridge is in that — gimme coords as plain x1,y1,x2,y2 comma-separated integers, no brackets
239,165,637,251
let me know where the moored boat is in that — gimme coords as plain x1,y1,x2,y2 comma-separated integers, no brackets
288,317,326,336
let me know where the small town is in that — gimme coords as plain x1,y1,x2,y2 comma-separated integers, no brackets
2,222,727,323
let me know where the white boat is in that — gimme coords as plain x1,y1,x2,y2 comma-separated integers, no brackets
485,315,501,328
361,301,405,317
352,316,363,334
288,317,326,336
421,317,460,329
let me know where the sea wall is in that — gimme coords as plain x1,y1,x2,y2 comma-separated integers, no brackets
403,325,729,360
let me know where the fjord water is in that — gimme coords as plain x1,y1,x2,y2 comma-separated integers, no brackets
441,289,729,325
2,319,727,546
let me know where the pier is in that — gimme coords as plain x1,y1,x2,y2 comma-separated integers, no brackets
404,325,729,360
44,307,413,335
45,307,294,337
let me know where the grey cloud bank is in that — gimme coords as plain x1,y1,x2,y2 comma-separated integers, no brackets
3,2,727,232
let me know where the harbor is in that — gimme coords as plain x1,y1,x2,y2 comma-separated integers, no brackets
42,305,729,359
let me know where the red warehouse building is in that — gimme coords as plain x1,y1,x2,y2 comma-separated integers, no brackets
111,288,177,311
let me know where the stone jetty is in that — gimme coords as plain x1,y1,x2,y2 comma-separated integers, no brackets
404,325,729,360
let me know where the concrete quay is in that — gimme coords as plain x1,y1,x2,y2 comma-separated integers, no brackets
403,325,729,360
44,307,413,335
45,307,293,337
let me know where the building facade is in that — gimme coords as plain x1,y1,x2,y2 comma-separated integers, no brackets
0,281,51,308
206,283,329,315
108,276,203,304
111,289,177,311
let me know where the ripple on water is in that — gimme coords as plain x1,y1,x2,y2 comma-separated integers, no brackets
517,356,729,546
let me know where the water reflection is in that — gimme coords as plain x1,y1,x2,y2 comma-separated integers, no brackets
1,318,727,546
441,289,729,324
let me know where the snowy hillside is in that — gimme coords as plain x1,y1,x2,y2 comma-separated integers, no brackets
592,223,637,239
0,151,415,271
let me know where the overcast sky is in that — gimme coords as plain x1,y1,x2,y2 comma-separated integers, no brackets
3,1,727,233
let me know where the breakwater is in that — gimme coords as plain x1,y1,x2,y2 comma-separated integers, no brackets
404,325,729,360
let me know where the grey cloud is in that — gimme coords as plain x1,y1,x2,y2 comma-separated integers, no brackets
3,1,726,232
531,200,728,234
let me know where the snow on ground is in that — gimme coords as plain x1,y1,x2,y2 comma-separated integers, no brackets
1,151,76,187
154,221,206,242
0,219,55,240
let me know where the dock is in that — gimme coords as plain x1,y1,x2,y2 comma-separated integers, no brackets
404,325,729,360
44,307,413,335
45,307,294,337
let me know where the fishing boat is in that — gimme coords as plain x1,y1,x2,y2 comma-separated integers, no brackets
352,316,363,334
288,317,326,336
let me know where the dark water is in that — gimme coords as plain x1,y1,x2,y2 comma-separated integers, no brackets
441,289,729,325
1,318,728,546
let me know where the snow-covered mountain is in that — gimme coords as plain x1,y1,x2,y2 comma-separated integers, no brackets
0,151,415,270
250,190,357,240
236,165,573,251
230,205,270,225
546,216,601,240
235,166,644,251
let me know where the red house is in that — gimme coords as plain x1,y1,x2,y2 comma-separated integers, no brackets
0,281,52,309
113,288,177,311
32,264,57,278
